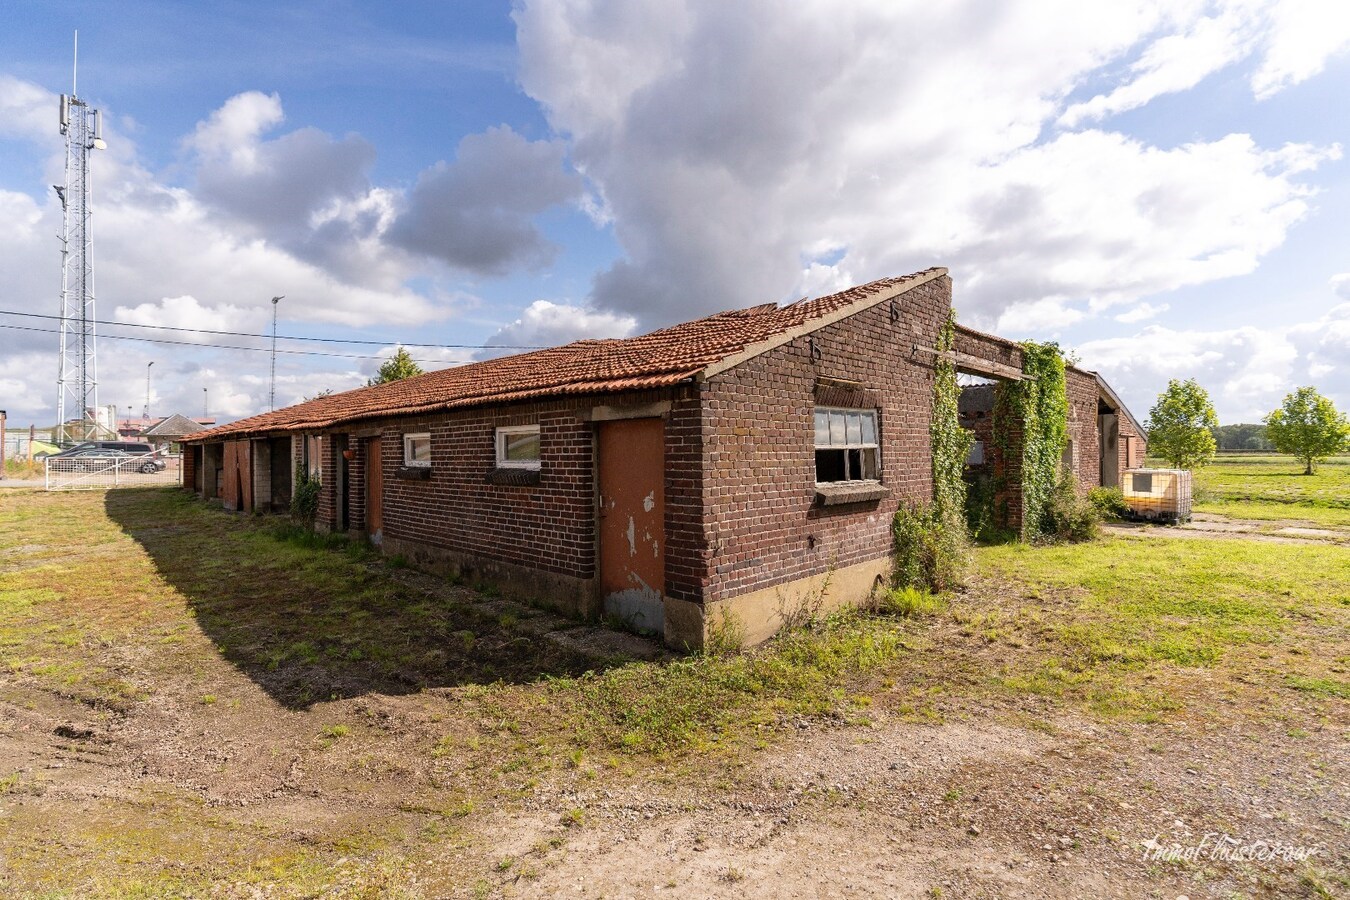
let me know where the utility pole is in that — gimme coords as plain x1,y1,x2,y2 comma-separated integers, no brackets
203,387,208,419
144,361,154,422
55,31,108,442
270,295,284,410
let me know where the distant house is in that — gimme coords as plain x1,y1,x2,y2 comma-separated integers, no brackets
141,413,207,451
182,269,1144,649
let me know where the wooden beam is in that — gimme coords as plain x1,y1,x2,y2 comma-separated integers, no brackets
953,352,1027,381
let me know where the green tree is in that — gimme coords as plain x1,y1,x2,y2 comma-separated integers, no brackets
1147,378,1218,469
1263,386,1349,475
369,347,423,386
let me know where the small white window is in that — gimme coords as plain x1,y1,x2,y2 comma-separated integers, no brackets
403,432,431,468
496,425,541,469
814,407,880,483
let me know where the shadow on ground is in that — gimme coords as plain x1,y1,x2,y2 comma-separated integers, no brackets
104,488,604,709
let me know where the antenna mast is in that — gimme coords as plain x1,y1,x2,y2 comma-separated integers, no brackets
55,31,107,442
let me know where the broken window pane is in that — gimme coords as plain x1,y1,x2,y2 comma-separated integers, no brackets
815,448,847,482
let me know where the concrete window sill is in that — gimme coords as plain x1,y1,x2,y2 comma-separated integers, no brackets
815,481,889,506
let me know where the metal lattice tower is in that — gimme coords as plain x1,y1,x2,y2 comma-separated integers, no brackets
55,35,107,443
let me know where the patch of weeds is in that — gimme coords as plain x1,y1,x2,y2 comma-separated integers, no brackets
723,867,746,883
703,610,746,656
942,788,962,803
495,856,514,872
561,807,585,828
877,586,947,618
200,694,217,705
1286,676,1349,698
321,724,350,739
386,554,408,570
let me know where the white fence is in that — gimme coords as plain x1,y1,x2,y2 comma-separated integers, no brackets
45,453,182,491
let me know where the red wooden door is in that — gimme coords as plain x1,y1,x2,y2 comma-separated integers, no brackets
222,440,251,511
365,437,383,543
597,418,665,633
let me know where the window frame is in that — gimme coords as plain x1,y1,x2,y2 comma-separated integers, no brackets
495,424,541,470
402,432,432,468
813,406,881,484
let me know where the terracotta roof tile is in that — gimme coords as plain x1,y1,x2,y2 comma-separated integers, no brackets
186,268,943,441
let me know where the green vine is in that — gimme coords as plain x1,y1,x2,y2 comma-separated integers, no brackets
930,308,973,528
992,341,1068,539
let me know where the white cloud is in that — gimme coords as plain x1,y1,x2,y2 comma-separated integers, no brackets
995,298,1085,335
1251,0,1350,99
1331,273,1350,300
184,91,285,164
514,0,1340,332
113,295,262,339
1114,302,1170,323
1078,302,1350,422
0,75,55,143
1059,3,1257,127
478,300,637,359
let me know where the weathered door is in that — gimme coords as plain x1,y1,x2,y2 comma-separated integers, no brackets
365,437,383,544
597,418,665,634
222,440,252,511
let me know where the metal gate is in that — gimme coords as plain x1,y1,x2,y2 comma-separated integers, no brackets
45,453,180,491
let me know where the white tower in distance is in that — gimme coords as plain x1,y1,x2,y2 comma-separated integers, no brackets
55,32,108,442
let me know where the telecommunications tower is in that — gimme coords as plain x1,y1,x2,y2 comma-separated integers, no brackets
55,32,108,442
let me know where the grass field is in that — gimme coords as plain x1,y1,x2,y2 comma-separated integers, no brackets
0,487,1346,897
1185,453,1350,526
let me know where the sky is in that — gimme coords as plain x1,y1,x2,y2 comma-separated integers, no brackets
1,0,1348,429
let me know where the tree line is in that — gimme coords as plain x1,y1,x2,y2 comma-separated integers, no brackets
1147,380,1349,474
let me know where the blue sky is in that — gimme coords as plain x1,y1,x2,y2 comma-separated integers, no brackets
1,0,1348,427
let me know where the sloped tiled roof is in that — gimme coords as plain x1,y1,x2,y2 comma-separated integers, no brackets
142,413,207,437
185,268,945,442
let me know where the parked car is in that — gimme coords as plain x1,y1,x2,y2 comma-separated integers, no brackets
46,445,166,474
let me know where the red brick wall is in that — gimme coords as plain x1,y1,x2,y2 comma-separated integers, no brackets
954,327,1023,374
696,276,951,603
1119,412,1146,471
1065,367,1102,492
664,394,711,603
306,391,692,586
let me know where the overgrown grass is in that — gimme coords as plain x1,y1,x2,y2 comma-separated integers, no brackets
975,534,1349,719
1187,453,1350,525
2,487,1346,894
539,612,909,755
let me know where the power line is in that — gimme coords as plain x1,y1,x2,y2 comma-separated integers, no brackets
0,307,545,350
0,321,459,364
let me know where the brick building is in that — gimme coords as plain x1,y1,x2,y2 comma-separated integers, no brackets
182,269,1144,649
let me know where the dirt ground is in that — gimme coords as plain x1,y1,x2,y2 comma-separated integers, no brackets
3,655,1342,898
0,488,1345,898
